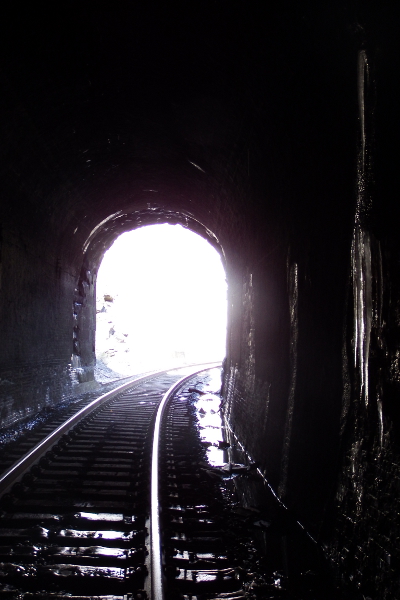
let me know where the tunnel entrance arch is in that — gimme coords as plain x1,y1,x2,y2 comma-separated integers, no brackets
94,224,227,378
71,209,228,387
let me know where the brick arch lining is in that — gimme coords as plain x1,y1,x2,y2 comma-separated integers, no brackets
71,207,227,385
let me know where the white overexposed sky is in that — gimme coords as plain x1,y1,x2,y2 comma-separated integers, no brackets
96,224,227,372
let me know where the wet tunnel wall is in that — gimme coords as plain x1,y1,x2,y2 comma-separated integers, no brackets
0,4,399,597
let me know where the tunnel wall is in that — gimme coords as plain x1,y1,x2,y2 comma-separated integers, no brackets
325,38,400,597
0,218,77,426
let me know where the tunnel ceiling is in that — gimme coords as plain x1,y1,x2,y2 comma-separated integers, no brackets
0,2,362,270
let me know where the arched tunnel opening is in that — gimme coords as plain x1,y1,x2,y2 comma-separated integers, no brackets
71,210,231,389
94,224,227,377
0,3,399,597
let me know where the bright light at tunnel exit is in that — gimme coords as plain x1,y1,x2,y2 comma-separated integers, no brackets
95,224,227,376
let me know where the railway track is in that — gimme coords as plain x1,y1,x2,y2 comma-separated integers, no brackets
0,366,221,599
0,365,342,600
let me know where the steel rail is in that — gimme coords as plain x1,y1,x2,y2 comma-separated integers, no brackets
0,362,220,497
150,362,221,600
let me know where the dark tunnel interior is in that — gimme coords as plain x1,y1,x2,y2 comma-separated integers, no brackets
0,2,399,596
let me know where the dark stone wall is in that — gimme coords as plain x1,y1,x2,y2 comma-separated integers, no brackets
0,218,76,424
0,3,399,596
324,15,400,597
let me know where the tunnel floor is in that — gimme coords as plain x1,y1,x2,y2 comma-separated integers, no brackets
0,369,345,599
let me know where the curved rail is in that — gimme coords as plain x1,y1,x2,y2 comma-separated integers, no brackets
150,363,221,600
0,362,220,497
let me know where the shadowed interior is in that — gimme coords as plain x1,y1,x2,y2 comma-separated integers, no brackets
0,3,399,596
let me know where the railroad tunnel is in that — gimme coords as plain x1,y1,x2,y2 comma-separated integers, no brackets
0,2,399,596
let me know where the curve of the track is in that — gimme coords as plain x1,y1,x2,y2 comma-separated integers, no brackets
0,364,220,599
